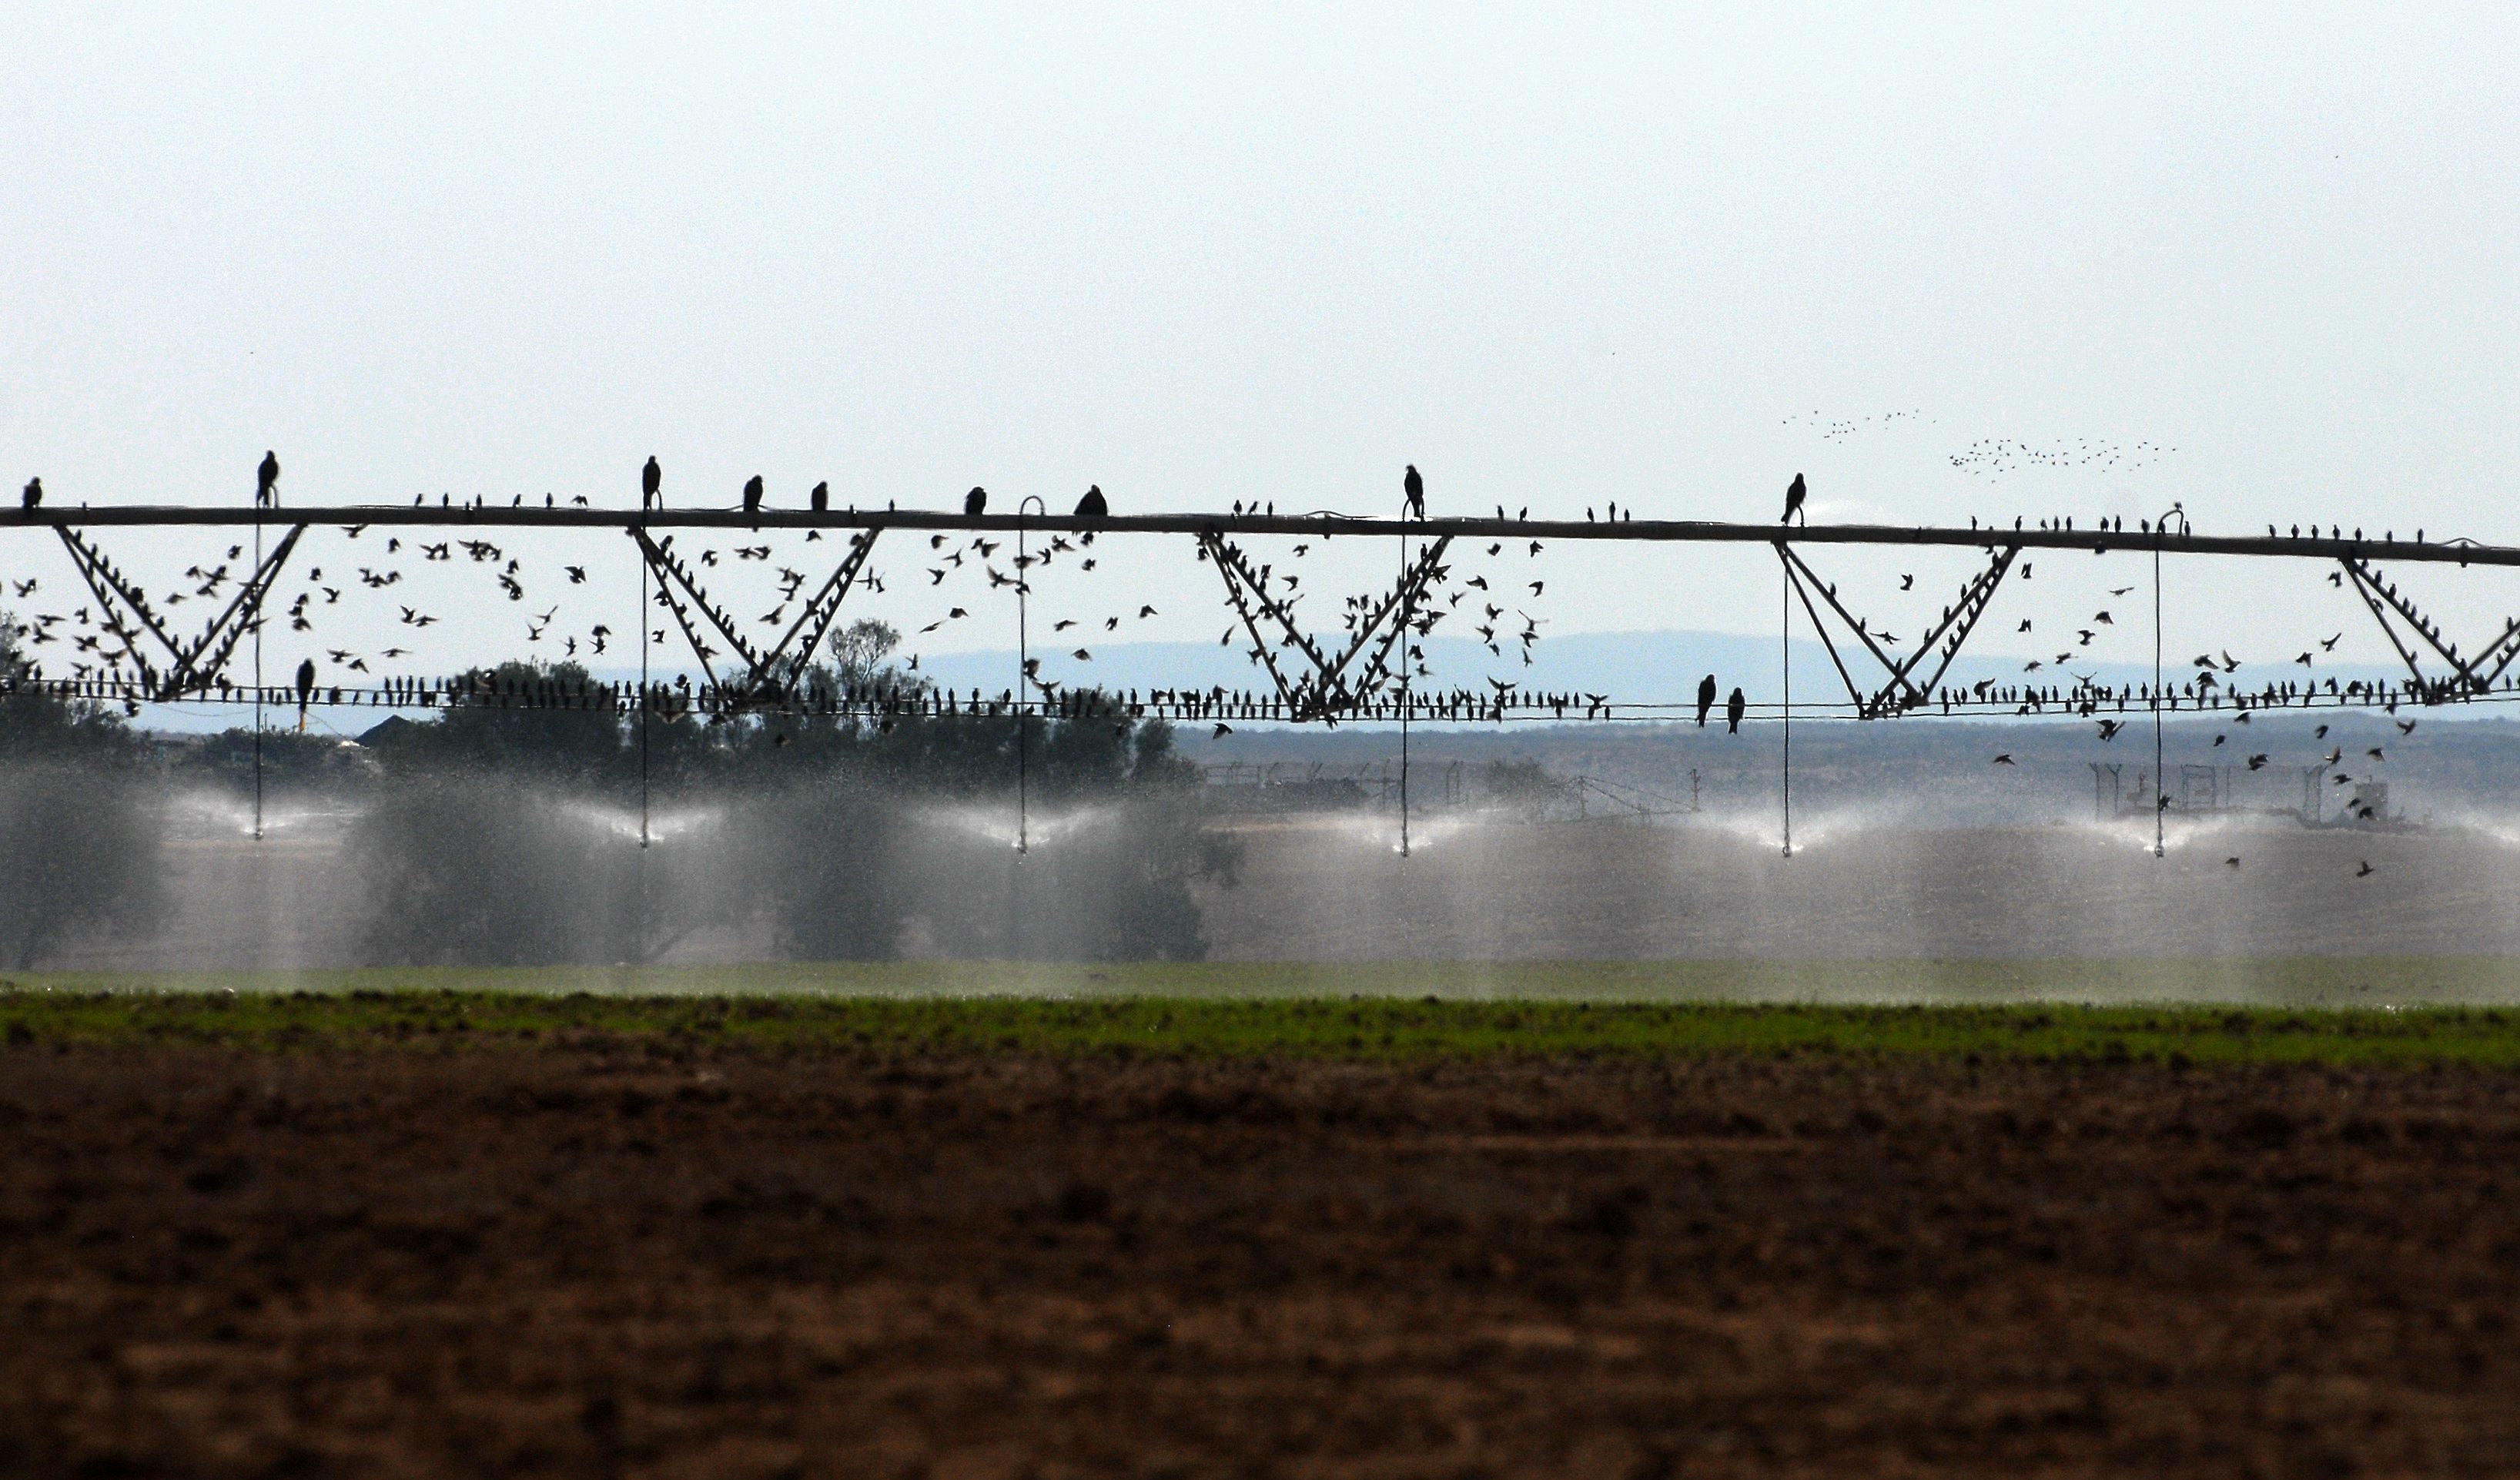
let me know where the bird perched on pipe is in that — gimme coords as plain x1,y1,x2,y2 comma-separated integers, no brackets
1076,484,1107,519
965,487,988,517
257,450,281,508
1782,473,1806,525
1404,465,1426,521
643,456,662,510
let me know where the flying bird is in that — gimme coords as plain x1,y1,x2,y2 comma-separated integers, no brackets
2356,860,2374,878
1992,753,2016,765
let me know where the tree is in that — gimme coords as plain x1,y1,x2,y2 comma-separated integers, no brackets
0,613,167,966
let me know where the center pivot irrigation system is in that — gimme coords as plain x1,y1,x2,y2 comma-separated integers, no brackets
11,498,2520,857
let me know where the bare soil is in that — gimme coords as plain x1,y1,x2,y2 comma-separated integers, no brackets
2,1046,2515,1478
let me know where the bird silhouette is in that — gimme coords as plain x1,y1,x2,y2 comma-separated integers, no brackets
2356,860,2374,877
1782,473,1806,525
643,456,662,509
965,487,988,517
1404,465,1426,520
743,475,764,516
294,658,316,726
1696,674,1718,727
811,480,828,512
1993,753,2016,765
257,450,281,508
1076,484,1108,518
18,477,38,511
1724,686,1746,734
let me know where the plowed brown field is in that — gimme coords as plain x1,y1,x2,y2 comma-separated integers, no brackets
4,1045,2516,1477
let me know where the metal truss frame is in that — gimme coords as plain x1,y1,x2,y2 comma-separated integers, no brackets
2338,558,2520,702
630,526,885,700
1775,541,2020,718
1199,529,1454,722
629,528,765,691
53,524,306,699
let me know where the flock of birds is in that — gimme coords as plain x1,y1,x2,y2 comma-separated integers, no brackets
1946,437,2174,480
1779,408,1935,442
0,454,2488,863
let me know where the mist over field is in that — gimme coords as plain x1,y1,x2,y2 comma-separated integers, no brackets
18,609,2520,977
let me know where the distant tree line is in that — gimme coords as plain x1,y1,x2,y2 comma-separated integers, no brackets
0,614,166,966
0,614,1238,966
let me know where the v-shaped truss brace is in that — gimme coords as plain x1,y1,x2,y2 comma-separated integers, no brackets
631,529,766,690
55,524,306,699
1199,530,1454,722
1776,541,2020,718
631,527,883,698
2339,558,2520,701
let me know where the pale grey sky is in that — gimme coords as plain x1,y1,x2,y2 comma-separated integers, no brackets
2,5,2514,696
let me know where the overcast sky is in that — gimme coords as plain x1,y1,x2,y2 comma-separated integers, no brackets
3,5,2515,701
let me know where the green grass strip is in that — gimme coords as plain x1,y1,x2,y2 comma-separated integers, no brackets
11,956,2520,1006
5,991,2520,1066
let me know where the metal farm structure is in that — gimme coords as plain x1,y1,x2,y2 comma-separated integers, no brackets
11,493,2520,856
